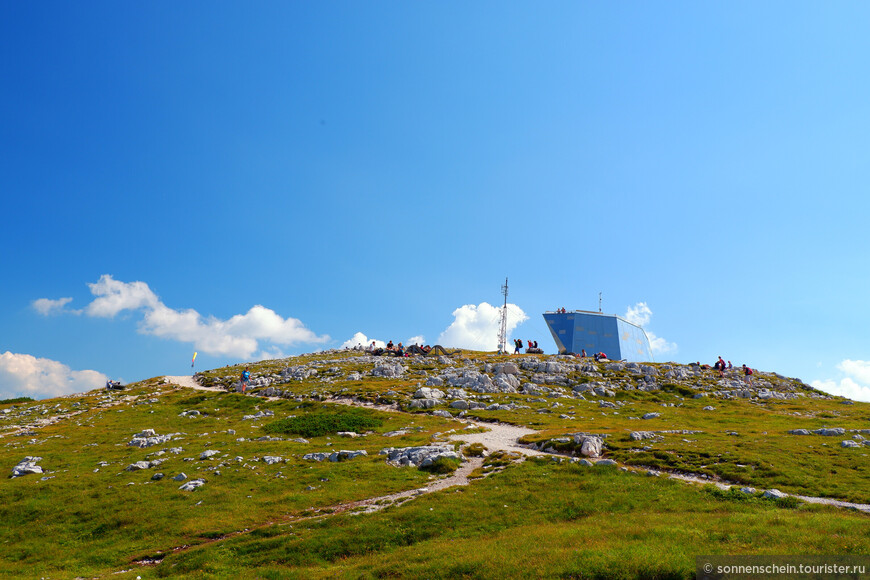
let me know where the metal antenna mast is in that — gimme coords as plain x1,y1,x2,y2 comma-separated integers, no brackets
599,292,603,313
498,278,509,354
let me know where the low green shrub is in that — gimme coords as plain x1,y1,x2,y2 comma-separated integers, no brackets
421,456,461,474
465,443,487,457
263,408,384,437
0,397,34,405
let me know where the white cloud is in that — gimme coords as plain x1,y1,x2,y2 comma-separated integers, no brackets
32,297,75,316
812,360,870,402
37,275,329,360
86,275,160,317
340,332,385,349
623,302,677,357
0,352,108,400
406,335,425,346
838,360,870,385
624,303,652,327
437,303,528,351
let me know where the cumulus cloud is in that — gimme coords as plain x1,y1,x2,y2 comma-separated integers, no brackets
623,302,677,357
35,275,329,360
86,275,160,317
437,303,528,351
624,303,652,327
406,335,425,346
812,360,870,403
0,352,108,400
340,332,385,349
32,297,75,316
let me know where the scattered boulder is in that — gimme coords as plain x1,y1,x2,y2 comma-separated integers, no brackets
764,489,788,499
815,428,845,436
407,399,438,410
330,450,368,462
642,413,660,420
11,457,43,478
575,436,603,458
179,479,205,491
128,429,178,448
263,456,283,465
242,410,274,421
841,440,860,448
199,450,220,460
414,387,445,400
125,461,153,472
788,429,811,435
380,445,462,468
372,362,405,378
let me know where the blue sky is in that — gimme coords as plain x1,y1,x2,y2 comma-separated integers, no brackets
3,2,870,401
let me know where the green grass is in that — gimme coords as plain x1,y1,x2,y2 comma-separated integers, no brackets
0,350,868,578
263,405,385,438
153,458,870,579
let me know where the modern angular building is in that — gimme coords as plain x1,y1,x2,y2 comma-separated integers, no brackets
543,310,654,362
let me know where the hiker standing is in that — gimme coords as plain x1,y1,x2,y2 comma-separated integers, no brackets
241,367,251,393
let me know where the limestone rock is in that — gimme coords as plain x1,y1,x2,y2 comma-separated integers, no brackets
414,387,445,400
11,457,43,478
815,428,845,436
179,479,205,491
576,436,603,458
372,362,405,378
125,461,152,471
128,430,178,448
242,410,274,421
380,445,462,467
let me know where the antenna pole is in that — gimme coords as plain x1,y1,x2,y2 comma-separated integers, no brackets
498,278,509,354
599,292,602,313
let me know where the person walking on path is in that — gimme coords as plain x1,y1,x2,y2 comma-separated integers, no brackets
241,367,251,393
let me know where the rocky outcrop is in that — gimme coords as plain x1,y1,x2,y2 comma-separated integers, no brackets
11,456,43,477
128,429,179,448
379,445,462,467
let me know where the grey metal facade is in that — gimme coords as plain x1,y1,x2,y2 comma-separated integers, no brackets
542,310,654,362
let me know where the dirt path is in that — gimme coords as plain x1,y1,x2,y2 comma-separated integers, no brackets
169,380,870,515
448,421,545,458
163,375,223,391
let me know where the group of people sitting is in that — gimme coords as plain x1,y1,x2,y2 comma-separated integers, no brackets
512,339,542,354
696,357,755,384
105,380,123,390
367,340,432,357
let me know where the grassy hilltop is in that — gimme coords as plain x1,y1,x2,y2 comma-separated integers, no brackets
1,350,868,579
